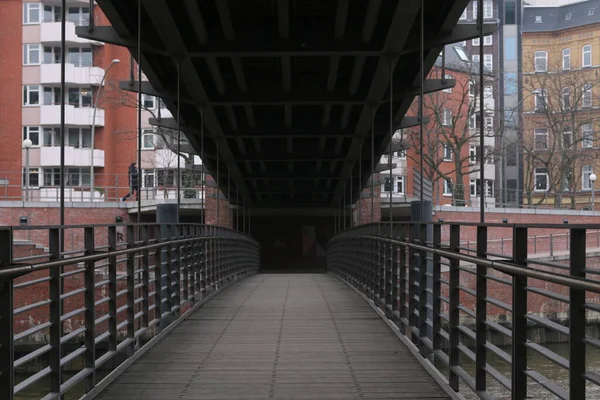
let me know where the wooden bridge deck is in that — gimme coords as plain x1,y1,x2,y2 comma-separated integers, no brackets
96,274,453,400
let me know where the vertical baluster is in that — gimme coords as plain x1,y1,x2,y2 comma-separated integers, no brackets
418,223,428,355
172,225,181,313
107,227,118,351
385,226,394,319
181,225,189,306
569,228,586,400
164,224,173,318
475,226,487,393
152,225,162,333
448,224,460,392
0,229,14,400
408,223,418,344
141,225,150,329
391,224,400,321
194,226,201,296
126,225,135,351
84,227,96,392
398,224,407,335
49,228,62,397
188,225,196,302
512,226,528,400
432,224,442,358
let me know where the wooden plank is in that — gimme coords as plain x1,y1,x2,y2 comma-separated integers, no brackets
97,274,451,400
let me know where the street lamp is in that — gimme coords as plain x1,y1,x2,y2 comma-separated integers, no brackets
23,138,33,202
590,173,597,211
90,58,120,200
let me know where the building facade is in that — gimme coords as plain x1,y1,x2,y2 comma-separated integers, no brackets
522,0,600,209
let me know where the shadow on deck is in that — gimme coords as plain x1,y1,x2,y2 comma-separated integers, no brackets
95,274,455,400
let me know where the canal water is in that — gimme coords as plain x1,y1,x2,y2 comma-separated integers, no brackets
15,344,600,399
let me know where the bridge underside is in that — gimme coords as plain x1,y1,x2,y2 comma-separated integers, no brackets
96,274,452,400
81,0,491,209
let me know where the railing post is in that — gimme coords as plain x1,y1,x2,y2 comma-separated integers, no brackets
408,223,418,344
172,225,181,313
153,225,163,333
391,224,400,320
180,225,189,306
107,226,118,352
398,224,407,334
164,224,173,315
48,228,62,398
512,226,528,400
475,226,487,393
432,223,442,358
141,225,150,329
448,224,460,392
418,223,428,356
0,229,14,400
187,225,196,302
84,226,96,392
126,225,135,353
569,228,586,400
549,234,553,256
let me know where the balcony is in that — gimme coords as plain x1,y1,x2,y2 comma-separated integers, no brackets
39,146,105,168
40,21,103,45
40,105,104,127
40,63,105,86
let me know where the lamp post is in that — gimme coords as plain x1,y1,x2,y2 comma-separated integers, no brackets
590,173,597,211
89,58,120,201
23,139,33,201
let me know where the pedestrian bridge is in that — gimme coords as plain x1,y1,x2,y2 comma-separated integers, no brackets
2,221,600,400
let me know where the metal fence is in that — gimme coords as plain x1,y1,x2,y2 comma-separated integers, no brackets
0,223,260,400
328,221,600,399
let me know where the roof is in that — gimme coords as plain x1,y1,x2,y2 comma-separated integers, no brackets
435,44,493,75
523,0,600,32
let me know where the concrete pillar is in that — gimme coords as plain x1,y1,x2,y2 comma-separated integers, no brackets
157,204,178,319
410,200,433,343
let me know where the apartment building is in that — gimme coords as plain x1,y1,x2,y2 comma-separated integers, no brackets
522,0,600,209
0,0,189,204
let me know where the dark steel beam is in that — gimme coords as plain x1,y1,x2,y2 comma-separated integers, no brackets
401,23,498,55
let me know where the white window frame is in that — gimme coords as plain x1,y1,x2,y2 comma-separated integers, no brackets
443,179,453,196
142,129,155,150
469,114,476,130
534,168,549,192
469,145,477,164
442,108,452,126
562,48,570,70
583,84,593,108
563,130,572,149
23,3,41,25
443,144,453,161
23,44,41,66
142,169,155,188
472,54,480,65
583,165,594,190
484,54,493,71
472,37,480,46
23,168,40,188
534,128,548,150
43,128,61,147
563,87,570,110
534,89,547,111
582,124,594,148
534,51,548,72
23,126,40,147
23,85,40,106
67,128,92,148
583,45,592,68
472,1,477,19
483,35,492,46
65,167,91,187
142,94,156,109
460,8,467,20
395,176,405,194
485,116,493,132
483,0,493,18
443,74,453,93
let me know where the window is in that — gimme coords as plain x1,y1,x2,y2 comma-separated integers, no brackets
460,8,467,20
483,1,493,18
583,45,592,67
534,89,547,111
563,130,572,149
563,87,571,110
443,144,453,161
396,149,406,159
484,86,493,98
22,168,40,188
157,169,177,187
67,128,91,148
565,12,572,21
142,169,155,188
484,54,493,71
469,145,477,164
43,5,62,22
442,109,452,126
23,85,40,106
534,168,548,191
469,114,476,130
589,8,596,16
582,124,594,148
468,80,475,96
484,35,493,46
583,84,593,108
43,87,62,105
472,2,477,19
583,165,594,190
535,16,542,23
142,130,155,149
562,48,570,70
443,75,453,93
505,37,517,61
470,179,494,197
504,72,518,96
43,168,61,186
395,176,405,194
455,46,469,62
505,1,516,24
443,179,453,196
43,128,61,146
383,178,392,192
66,167,91,187
534,128,548,150
485,116,494,132
67,7,90,26
67,47,92,67
23,3,41,24
484,146,494,164
472,54,480,66
23,44,41,65
142,94,156,109
534,51,547,72
68,88,92,108
23,127,40,146
43,46,62,64
472,37,480,46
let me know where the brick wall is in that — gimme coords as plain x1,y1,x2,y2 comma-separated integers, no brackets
356,174,382,225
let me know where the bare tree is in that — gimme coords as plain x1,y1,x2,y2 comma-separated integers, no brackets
403,59,496,206
521,55,600,208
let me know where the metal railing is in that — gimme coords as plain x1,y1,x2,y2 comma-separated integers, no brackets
0,223,260,400
328,221,600,399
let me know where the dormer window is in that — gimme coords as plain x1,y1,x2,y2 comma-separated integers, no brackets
535,16,542,23
566,12,572,20
589,8,595,16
